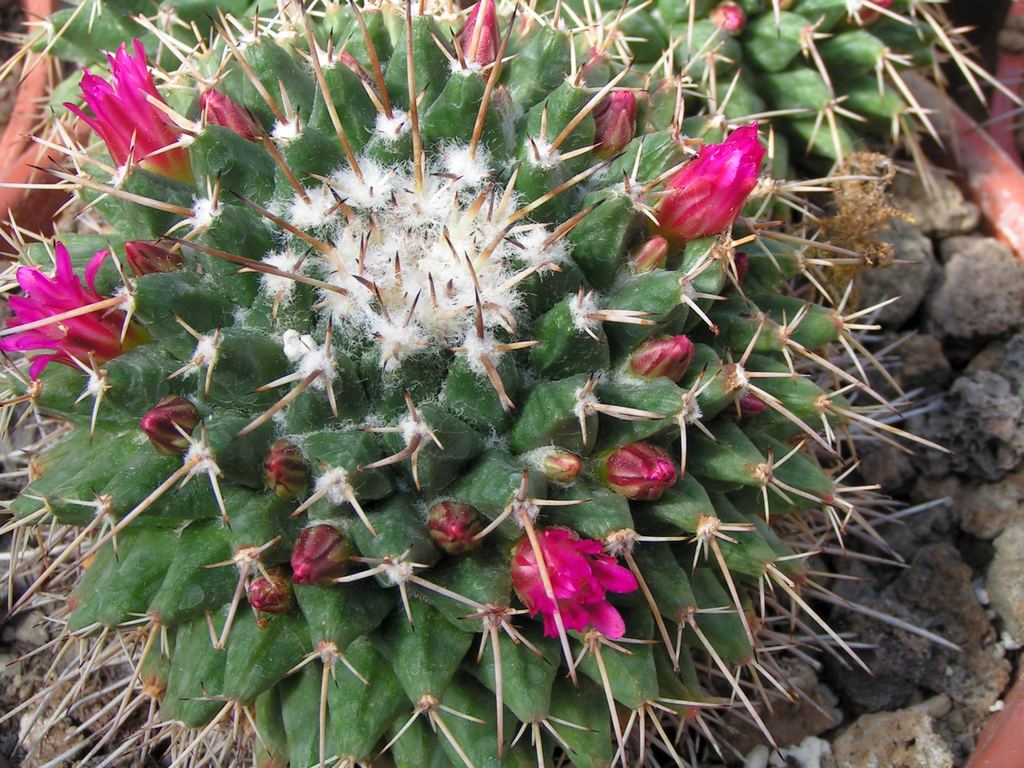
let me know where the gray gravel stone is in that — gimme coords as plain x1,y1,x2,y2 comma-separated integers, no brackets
926,237,1024,345
891,171,980,238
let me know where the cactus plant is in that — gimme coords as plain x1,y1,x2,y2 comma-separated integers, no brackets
20,0,1005,175
0,1,935,766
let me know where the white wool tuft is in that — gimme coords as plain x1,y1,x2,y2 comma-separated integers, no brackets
288,186,336,229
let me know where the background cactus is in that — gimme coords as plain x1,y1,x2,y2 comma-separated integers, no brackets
0,1,937,766
17,0,1004,175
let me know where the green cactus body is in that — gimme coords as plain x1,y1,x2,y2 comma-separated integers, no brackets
0,1,922,765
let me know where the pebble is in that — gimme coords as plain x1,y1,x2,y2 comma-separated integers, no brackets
986,523,1024,644
831,696,954,768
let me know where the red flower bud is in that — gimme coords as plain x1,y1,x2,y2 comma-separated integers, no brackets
264,440,309,499
125,240,182,276
733,251,749,286
457,0,500,67
201,89,261,142
427,501,482,555
738,393,766,418
855,0,892,24
658,124,765,244
710,2,746,34
593,91,637,159
629,236,670,274
248,572,293,615
291,525,353,585
539,448,584,484
140,396,201,455
599,442,677,500
628,335,695,381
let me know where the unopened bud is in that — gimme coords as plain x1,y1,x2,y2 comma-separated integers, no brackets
540,448,584,484
593,91,637,159
710,2,746,34
738,394,766,418
125,240,182,276
628,335,695,381
733,251,749,286
427,501,482,554
264,440,308,499
248,572,293,615
599,442,677,501
201,89,262,142
291,525,354,585
629,236,670,273
140,396,201,455
457,0,500,67
339,51,371,82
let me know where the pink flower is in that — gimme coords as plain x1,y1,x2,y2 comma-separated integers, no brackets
65,40,191,182
511,528,638,639
599,442,678,501
658,124,765,244
0,243,144,379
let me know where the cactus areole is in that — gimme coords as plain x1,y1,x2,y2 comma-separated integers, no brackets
0,0,933,764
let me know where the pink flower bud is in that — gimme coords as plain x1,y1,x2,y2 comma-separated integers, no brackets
710,2,746,34
291,525,353,585
248,572,293,615
599,442,677,500
738,394,766,418
338,51,370,82
658,124,765,244
856,0,892,24
427,501,482,555
140,396,201,455
125,240,182,276
628,236,670,274
733,251,749,286
201,89,262,142
540,448,584,484
593,91,637,159
628,335,695,381
263,440,308,499
511,527,638,639
457,0,500,67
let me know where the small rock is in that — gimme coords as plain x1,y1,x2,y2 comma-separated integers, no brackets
966,340,1008,376
855,222,938,328
831,696,954,768
926,237,1024,347
858,442,917,496
986,523,1024,644
913,371,1024,482
894,334,951,392
956,468,1024,539
772,737,836,768
891,172,980,238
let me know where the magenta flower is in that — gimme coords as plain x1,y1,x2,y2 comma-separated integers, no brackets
511,528,638,639
658,124,765,244
599,441,677,500
710,2,746,34
0,243,144,379
65,40,191,182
